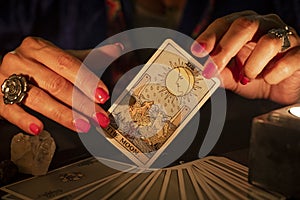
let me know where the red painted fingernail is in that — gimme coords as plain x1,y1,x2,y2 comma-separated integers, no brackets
240,76,250,85
29,123,41,135
202,62,217,79
95,87,110,104
74,118,91,133
93,112,110,128
191,42,206,55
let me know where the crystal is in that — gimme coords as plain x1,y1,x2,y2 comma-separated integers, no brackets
11,130,56,176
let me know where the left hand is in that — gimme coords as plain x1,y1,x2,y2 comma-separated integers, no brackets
0,37,123,135
191,10,300,105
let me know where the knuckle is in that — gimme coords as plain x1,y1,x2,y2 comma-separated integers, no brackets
233,16,259,30
265,14,283,24
244,10,258,15
264,62,292,85
263,74,277,85
56,53,78,71
25,88,43,107
72,84,97,115
222,10,257,24
75,99,93,116
211,51,229,68
21,36,39,49
78,72,94,86
1,52,19,66
76,71,99,96
278,61,293,76
49,107,65,122
244,67,256,79
214,17,226,26
20,36,49,50
264,76,279,85
217,59,228,69
46,75,69,95
268,14,281,21
75,101,86,114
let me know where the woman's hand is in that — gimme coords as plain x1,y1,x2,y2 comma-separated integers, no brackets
191,10,300,105
0,37,123,135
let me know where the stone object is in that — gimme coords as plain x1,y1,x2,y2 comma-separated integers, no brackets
248,104,300,199
11,130,56,176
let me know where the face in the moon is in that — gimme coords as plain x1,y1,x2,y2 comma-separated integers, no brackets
166,67,195,96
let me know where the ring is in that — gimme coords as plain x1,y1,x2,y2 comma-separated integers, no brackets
268,26,293,52
1,74,29,105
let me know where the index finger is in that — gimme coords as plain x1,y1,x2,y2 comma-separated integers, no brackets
191,10,257,57
17,37,123,104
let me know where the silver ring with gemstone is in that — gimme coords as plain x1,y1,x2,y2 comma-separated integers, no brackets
1,74,29,105
268,26,293,52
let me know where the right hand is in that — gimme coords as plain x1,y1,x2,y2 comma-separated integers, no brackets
191,11,300,105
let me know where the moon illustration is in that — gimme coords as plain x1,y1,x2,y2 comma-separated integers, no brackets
165,67,195,96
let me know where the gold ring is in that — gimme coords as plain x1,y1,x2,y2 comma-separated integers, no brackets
1,74,29,105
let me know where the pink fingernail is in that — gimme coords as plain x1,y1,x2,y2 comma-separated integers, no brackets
202,62,217,79
29,123,41,135
95,87,110,104
240,76,250,85
191,42,206,55
74,118,91,133
114,42,125,51
93,112,110,128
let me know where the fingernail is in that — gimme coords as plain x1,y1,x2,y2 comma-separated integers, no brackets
202,61,217,79
240,76,250,85
191,42,206,55
29,123,41,135
114,42,125,51
95,87,110,104
93,112,110,128
73,118,91,133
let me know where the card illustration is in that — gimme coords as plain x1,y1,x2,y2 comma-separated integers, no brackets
101,39,220,167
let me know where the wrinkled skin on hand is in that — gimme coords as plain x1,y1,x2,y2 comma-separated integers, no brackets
0,37,123,135
191,10,300,105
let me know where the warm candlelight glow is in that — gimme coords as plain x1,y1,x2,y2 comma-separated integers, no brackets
289,106,300,118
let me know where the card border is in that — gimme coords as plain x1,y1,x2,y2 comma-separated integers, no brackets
99,39,220,168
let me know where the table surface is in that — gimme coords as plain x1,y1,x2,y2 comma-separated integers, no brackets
0,92,283,198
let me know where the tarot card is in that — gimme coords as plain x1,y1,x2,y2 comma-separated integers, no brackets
46,156,284,200
190,157,285,200
0,157,135,200
99,39,220,168
76,170,160,200
1,194,22,200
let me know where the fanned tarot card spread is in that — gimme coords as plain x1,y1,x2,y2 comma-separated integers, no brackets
0,157,136,200
1,157,285,200
100,39,220,167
